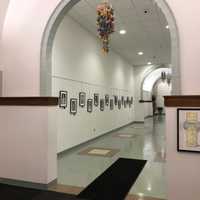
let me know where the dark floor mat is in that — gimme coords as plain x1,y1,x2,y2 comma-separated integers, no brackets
78,158,147,200
0,183,85,200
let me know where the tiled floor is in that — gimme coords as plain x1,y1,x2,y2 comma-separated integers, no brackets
52,116,166,200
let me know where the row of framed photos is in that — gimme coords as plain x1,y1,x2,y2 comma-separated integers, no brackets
59,91,134,115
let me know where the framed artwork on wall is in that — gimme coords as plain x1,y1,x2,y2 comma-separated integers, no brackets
121,96,124,105
59,90,68,109
70,98,77,115
105,94,109,106
124,101,127,108
118,100,121,109
127,96,130,104
94,93,99,107
177,108,200,153
87,99,93,113
79,92,86,107
110,99,114,110
100,99,105,111
114,95,118,106
131,97,133,104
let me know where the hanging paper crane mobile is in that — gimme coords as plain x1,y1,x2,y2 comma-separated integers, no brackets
97,1,115,53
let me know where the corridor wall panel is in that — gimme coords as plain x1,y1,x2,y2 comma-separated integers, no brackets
52,16,135,153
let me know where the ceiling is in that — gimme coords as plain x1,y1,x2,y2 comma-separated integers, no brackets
68,0,171,66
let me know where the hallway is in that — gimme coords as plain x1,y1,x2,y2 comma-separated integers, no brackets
51,117,166,200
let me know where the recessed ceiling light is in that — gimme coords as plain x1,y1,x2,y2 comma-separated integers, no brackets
138,193,144,197
165,25,169,29
147,62,152,65
138,52,144,55
119,30,127,35
147,186,152,191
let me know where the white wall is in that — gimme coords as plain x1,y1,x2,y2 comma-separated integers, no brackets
0,106,57,184
52,16,135,153
133,65,155,121
153,80,172,113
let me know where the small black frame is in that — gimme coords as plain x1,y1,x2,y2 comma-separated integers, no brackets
94,93,99,107
70,98,77,115
79,92,86,107
110,99,114,110
87,99,93,113
59,90,68,109
105,94,109,106
100,99,105,111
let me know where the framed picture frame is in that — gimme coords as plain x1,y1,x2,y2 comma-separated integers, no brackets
121,96,124,105
100,99,104,111
114,95,118,106
94,93,99,107
177,108,200,153
59,91,68,109
87,99,93,113
126,96,130,104
131,97,133,104
79,92,86,107
70,98,77,115
124,100,127,108
105,94,109,106
118,100,121,109
110,99,114,110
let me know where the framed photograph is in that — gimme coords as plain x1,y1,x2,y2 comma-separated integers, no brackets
94,93,99,107
105,94,109,106
118,100,121,109
131,97,133,104
114,95,118,106
110,99,114,110
126,96,130,104
177,108,200,153
87,99,93,113
59,91,68,109
70,98,77,115
121,96,124,105
100,99,104,111
79,92,86,107
124,100,127,108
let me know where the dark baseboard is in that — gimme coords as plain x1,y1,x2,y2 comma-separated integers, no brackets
0,177,57,190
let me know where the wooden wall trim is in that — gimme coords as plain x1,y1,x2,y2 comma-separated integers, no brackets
0,97,58,106
139,100,153,103
164,96,200,107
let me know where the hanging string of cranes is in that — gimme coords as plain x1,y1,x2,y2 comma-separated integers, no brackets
96,0,115,53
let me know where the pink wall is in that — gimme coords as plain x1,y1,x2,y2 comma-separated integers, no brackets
166,0,200,94
1,0,200,197
0,106,57,184
166,108,200,200
1,0,61,96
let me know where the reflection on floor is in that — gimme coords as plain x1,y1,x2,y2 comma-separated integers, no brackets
50,116,166,200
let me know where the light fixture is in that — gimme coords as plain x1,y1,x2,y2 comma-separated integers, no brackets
97,2,115,53
147,62,152,65
147,186,152,191
119,29,127,35
138,52,144,55
165,25,169,29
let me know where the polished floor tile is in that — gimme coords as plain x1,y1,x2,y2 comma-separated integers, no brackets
55,116,166,199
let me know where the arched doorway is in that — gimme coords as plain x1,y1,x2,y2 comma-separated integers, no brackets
40,0,180,96
40,0,180,199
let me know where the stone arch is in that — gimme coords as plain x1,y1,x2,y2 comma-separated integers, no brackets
40,0,180,96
